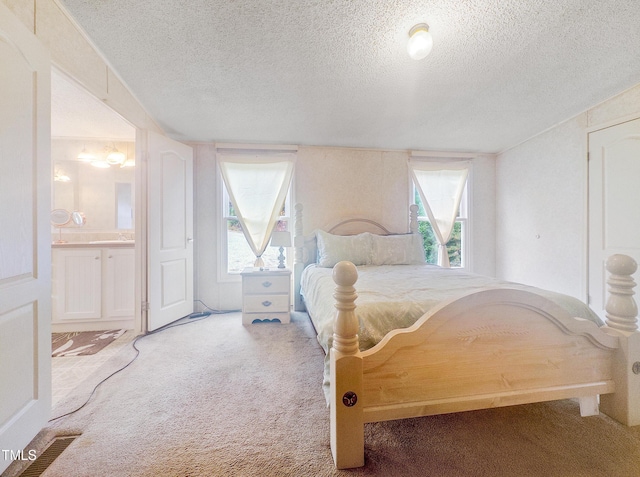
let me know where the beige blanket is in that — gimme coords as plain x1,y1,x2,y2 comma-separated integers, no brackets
301,264,602,390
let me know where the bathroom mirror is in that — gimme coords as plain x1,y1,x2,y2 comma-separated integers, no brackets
71,211,86,226
51,208,71,226
52,139,135,230
51,209,71,243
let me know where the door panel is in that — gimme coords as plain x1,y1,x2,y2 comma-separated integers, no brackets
588,118,640,320
0,4,51,473
147,131,193,331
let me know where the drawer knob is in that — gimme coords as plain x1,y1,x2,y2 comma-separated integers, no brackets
262,300,272,307
262,281,272,288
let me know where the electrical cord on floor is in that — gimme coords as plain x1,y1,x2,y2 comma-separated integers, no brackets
194,299,240,315
49,304,237,422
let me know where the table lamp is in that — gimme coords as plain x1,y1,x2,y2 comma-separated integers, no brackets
270,231,292,268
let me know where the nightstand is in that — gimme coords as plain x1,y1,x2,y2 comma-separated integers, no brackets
241,268,291,324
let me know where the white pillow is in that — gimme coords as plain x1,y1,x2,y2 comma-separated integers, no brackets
316,230,372,267
371,234,425,265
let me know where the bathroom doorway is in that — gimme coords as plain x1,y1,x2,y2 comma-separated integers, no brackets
50,68,138,405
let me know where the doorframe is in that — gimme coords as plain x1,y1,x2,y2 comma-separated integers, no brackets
585,114,640,315
135,128,148,333
50,66,145,334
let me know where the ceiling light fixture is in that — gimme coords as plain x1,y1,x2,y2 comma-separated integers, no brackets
407,23,433,60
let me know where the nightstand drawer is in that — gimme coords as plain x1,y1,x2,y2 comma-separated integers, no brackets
244,294,289,313
243,275,290,294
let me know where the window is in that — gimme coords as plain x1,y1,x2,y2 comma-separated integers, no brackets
413,181,468,268
222,182,291,274
216,146,296,280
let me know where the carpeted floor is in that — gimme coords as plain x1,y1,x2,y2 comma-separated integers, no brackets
6,312,640,476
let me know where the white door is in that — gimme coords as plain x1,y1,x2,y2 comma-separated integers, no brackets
588,118,640,320
146,131,194,331
0,5,51,473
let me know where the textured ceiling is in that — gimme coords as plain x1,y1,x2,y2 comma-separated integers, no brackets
58,0,640,153
51,70,135,140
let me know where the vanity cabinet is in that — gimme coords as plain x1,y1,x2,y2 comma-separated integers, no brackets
52,246,135,331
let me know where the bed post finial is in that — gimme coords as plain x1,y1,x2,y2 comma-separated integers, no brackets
330,260,364,469
601,254,640,427
332,261,359,355
605,254,638,332
410,204,419,234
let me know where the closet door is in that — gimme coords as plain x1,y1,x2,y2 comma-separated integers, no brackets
0,5,51,473
588,118,640,320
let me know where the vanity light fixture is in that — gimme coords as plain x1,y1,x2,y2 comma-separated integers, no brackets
77,146,95,162
120,142,135,167
54,169,71,182
106,145,126,166
407,23,433,60
90,159,111,168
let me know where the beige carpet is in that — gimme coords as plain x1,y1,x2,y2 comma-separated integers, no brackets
5,312,640,477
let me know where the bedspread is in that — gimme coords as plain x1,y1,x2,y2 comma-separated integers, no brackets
300,263,602,401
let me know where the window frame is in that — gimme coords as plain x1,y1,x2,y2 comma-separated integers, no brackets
410,164,471,270
216,152,295,283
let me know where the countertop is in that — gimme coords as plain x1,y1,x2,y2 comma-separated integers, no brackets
52,241,135,248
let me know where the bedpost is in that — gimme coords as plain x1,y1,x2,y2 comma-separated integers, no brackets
601,254,640,426
410,204,419,234
293,203,306,311
330,261,364,469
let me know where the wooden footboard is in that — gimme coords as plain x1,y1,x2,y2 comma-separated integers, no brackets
329,256,640,469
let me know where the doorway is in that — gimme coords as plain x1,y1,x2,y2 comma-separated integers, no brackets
50,69,138,405
588,117,640,320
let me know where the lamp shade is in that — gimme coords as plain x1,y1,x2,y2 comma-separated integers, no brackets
407,23,433,60
270,231,292,248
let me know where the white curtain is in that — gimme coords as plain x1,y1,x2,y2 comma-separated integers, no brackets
218,152,295,267
410,160,469,268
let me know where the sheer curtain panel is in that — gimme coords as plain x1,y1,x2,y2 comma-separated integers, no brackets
410,160,469,268
218,151,295,267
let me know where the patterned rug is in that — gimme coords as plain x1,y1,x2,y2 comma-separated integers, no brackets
51,330,125,357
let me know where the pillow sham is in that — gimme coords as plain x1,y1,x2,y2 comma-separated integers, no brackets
371,233,425,265
316,230,372,267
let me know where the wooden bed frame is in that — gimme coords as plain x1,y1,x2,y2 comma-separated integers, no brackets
293,204,640,469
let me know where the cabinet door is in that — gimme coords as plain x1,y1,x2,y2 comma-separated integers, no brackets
105,248,135,318
53,249,102,321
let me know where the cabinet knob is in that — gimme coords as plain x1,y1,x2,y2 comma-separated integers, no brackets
108,255,113,259
94,256,100,260
262,281,272,288
262,300,272,307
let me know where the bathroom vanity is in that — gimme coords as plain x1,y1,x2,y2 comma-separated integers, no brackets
52,242,135,332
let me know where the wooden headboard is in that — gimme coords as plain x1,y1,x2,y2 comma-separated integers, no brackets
293,204,419,311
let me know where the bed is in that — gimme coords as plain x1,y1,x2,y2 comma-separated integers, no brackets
292,204,640,469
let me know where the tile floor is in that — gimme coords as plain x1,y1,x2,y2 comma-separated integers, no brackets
51,330,138,407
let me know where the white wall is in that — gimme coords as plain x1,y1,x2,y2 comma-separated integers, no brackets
496,82,640,300
194,144,496,311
